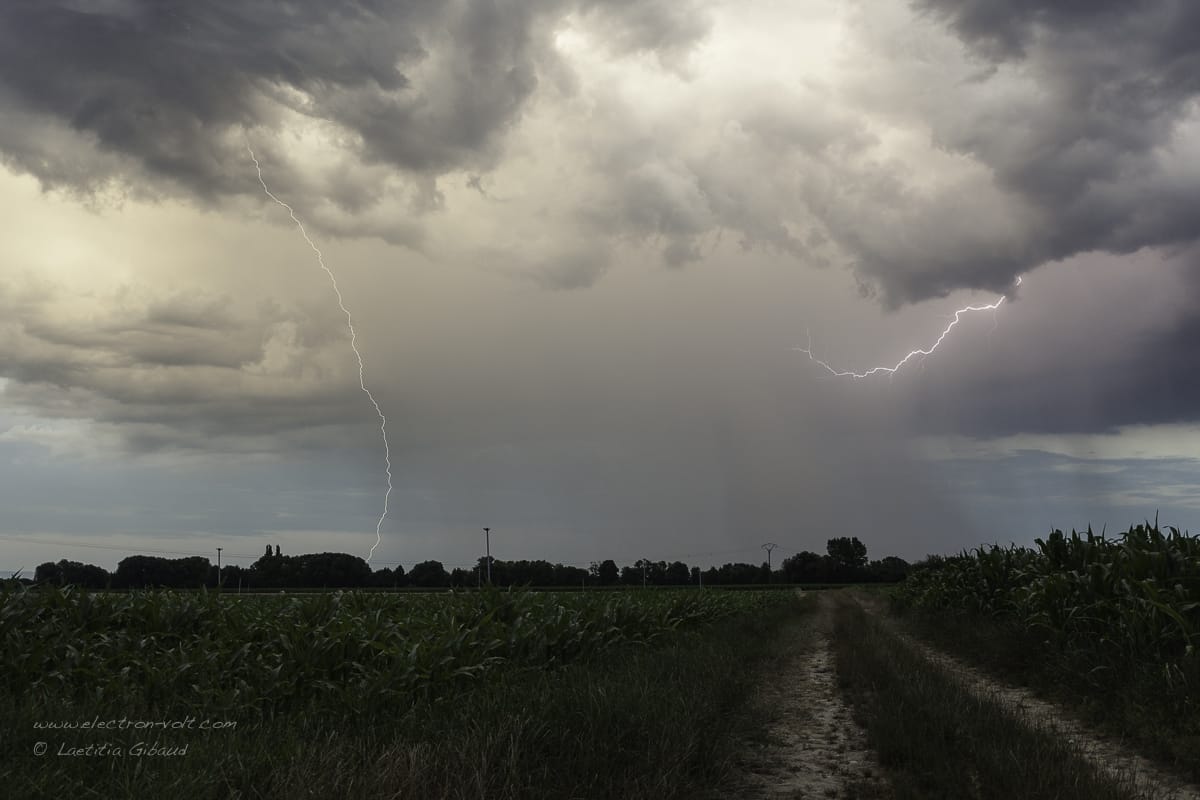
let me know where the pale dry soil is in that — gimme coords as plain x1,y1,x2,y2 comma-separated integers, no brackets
851,590,1200,800
719,592,888,800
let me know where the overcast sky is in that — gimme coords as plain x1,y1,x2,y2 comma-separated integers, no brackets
2,0,1199,573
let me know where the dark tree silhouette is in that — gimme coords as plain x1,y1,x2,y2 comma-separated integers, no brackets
408,560,450,588
827,537,868,570
114,555,208,589
35,560,109,589
591,560,619,586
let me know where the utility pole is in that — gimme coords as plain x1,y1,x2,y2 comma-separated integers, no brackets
761,543,778,583
483,527,491,584
216,547,222,592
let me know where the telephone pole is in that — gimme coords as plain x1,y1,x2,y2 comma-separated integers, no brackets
216,547,222,591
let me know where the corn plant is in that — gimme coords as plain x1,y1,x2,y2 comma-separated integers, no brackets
0,585,794,721
892,520,1200,715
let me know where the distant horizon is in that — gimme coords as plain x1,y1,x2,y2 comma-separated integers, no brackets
4,512,1194,578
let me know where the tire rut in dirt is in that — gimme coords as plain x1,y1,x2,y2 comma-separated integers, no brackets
852,591,1200,800
723,593,889,799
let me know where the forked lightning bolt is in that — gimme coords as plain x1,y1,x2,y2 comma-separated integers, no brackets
247,145,392,563
797,277,1022,378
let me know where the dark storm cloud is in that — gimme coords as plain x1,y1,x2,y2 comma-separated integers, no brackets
0,0,533,197
915,0,1179,60
0,284,370,454
561,89,851,284
0,0,711,205
910,353,1200,437
581,158,716,268
896,251,1200,435
15,292,257,370
532,0,1200,305
855,0,1200,305
4,0,1195,312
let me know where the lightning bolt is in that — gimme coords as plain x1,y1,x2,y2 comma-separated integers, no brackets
797,276,1023,379
247,145,393,563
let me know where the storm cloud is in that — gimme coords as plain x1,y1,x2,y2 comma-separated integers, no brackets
845,0,1200,303
2,1,1196,307
0,278,370,456
0,1,707,200
1,0,1198,570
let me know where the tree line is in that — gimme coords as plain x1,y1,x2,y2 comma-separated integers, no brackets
30,537,910,590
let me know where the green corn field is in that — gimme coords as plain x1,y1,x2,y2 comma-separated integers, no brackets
892,520,1200,727
1,586,791,720
1,586,802,798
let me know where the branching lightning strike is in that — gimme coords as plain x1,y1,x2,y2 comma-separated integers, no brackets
247,145,393,563
797,276,1022,378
